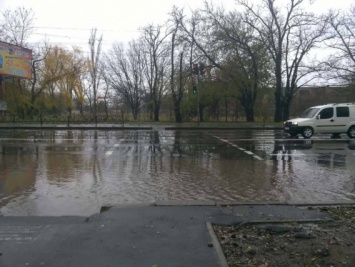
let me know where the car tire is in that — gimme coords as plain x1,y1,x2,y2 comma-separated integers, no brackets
347,126,355,138
301,127,313,139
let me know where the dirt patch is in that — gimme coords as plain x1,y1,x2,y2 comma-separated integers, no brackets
213,206,355,267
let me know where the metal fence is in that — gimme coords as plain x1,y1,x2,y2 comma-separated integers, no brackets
0,113,123,124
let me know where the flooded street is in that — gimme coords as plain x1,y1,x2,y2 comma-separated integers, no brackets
0,129,354,216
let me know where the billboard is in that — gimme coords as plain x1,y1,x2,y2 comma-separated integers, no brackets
0,41,32,79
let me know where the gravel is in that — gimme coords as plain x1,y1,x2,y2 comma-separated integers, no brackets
213,205,355,267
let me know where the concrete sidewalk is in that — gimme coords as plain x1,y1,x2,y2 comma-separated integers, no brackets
0,204,331,267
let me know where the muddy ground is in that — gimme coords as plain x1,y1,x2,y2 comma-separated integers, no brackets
213,206,355,267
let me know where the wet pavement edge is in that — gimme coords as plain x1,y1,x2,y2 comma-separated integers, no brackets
1,202,350,267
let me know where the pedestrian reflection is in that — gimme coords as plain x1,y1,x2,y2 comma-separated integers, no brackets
270,140,292,162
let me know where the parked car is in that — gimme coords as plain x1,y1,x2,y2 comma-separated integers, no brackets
284,103,355,138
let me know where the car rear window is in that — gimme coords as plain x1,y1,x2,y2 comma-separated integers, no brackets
336,107,349,117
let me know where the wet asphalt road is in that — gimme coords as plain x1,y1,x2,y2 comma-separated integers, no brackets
0,128,354,216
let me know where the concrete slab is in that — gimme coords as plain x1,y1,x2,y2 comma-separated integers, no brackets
0,205,331,267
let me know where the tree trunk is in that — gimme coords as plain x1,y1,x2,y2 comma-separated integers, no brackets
199,104,204,122
175,52,184,123
132,108,138,120
238,94,255,122
283,99,291,121
216,101,220,122
79,102,83,115
282,85,294,121
274,62,283,122
174,102,182,123
104,100,108,119
224,97,228,122
154,104,160,121
243,103,254,122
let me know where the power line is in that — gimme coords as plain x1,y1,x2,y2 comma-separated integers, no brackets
7,25,143,32
32,33,75,38
31,34,135,44
32,26,143,32
32,26,114,31
28,40,119,46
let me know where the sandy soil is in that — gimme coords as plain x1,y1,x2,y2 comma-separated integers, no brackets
213,206,355,267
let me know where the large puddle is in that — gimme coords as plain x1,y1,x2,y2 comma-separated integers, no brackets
0,129,354,216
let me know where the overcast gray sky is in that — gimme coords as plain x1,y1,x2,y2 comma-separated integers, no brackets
0,0,353,53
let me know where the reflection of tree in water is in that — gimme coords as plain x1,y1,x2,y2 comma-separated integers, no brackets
269,140,295,191
171,131,182,157
174,131,214,158
149,131,162,155
134,131,139,153
91,130,103,189
0,143,38,208
44,131,86,183
315,152,346,168
66,130,73,141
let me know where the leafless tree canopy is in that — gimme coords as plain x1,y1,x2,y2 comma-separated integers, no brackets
1,2,354,123
105,41,145,120
88,28,103,124
326,7,355,85
0,7,34,46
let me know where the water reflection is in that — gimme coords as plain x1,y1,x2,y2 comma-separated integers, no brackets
0,144,37,208
264,139,355,203
268,139,354,167
0,130,354,216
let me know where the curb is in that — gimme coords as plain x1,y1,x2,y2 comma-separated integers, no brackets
99,201,355,209
0,126,153,130
154,200,216,206
206,222,229,267
214,218,334,226
165,126,282,130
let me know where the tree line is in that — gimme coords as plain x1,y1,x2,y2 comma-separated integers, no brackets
0,0,354,123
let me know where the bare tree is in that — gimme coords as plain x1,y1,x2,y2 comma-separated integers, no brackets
205,4,273,121
238,0,329,121
0,7,34,46
29,46,50,114
168,8,191,123
326,7,355,86
172,5,271,122
171,8,217,122
88,28,103,125
141,24,170,121
169,20,182,123
101,67,112,119
0,7,48,117
105,41,145,120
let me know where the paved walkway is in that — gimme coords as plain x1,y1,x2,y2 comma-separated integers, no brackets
0,204,331,267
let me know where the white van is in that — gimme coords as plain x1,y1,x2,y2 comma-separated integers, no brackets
284,103,355,138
